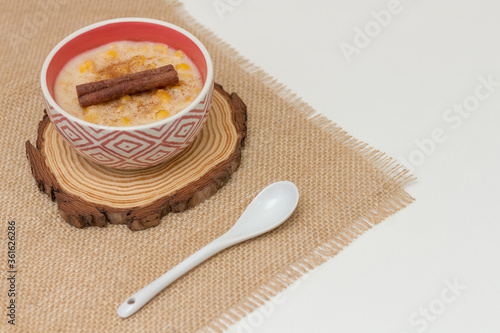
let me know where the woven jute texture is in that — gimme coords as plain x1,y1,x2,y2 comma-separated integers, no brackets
0,1,414,332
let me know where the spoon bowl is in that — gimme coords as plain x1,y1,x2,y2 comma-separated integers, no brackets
221,181,299,243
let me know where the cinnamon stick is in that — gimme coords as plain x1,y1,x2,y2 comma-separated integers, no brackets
77,67,179,108
76,65,176,97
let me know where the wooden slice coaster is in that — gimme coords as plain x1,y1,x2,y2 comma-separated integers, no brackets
26,84,247,231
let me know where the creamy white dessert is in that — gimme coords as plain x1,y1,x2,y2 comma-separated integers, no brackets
55,41,203,126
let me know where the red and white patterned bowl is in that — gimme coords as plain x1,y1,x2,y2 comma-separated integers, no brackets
41,18,214,170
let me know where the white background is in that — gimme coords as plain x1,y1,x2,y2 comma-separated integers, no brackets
181,1,500,332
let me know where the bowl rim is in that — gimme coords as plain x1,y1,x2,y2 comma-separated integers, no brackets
40,17,213,131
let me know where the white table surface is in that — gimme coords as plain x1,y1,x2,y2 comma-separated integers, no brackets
181,1,500,332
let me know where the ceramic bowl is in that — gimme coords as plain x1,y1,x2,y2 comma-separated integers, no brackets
41,18,214,169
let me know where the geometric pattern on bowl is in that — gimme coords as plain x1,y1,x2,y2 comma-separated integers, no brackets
45,81,214,169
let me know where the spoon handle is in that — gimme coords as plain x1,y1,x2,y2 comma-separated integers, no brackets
117,236,233,318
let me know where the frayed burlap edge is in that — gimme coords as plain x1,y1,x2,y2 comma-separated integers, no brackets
161,2,415,332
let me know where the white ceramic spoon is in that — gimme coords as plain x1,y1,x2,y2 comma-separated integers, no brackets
117,181,300,318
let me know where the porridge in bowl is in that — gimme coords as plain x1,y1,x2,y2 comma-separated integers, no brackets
54,41,203,127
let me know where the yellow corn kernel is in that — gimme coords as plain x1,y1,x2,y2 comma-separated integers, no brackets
185,96,193,103
153,44,169,54
131,55,146,66
83,105,98,114
179,73,193,80
120,95,131,103
106,50,117,58
116,105,125,113
155,89,171,103
121,117,131,126
83,113,99,124
156,109,169,120
148,63,157,70
193,87,201,95
138,44,151,52
175,63,190,71
79,60,95,73
174,50,185,58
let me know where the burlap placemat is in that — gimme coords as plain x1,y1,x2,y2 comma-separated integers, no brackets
0,1,414,332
